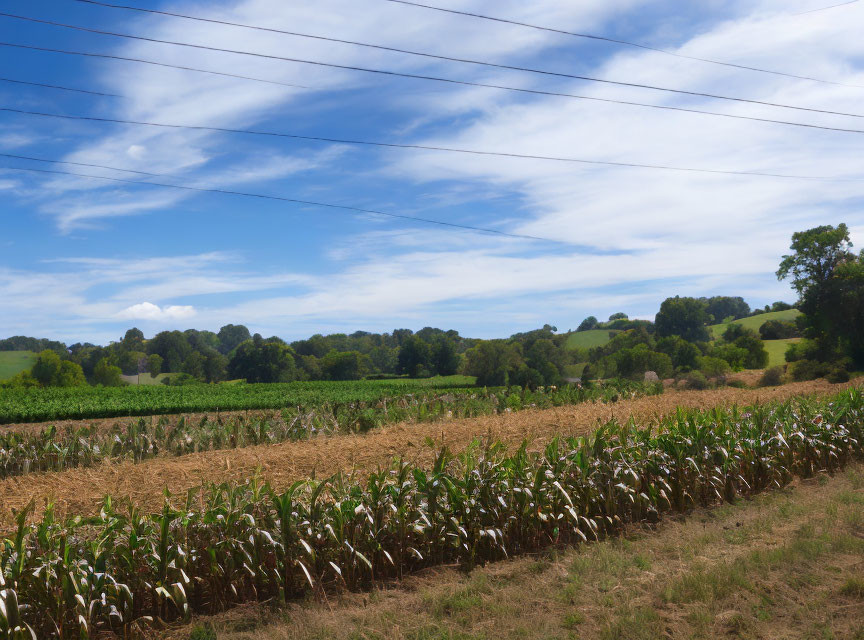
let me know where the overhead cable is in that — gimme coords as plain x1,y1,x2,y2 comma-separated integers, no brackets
1,163,555,242
3,11,863,121
377,0,863,88
5,106,864,176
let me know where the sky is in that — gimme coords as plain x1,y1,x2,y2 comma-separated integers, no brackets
1,0,863,345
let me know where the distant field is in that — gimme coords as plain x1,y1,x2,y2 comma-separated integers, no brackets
565,329,615,350
0,351,36,380
709,309,800,338
120,372,173,385
764,338,800,368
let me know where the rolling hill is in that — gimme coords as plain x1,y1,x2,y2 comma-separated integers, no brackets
708,309,800,339
0,351,37,380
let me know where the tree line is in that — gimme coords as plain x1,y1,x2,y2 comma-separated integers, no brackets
2,223,860,390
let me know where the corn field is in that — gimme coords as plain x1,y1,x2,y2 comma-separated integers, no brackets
1,388,862,638
0,380,657,480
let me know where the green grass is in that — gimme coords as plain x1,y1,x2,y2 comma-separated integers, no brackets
119,372,174,385
709,309,800,339
763,338,801,368
0,351,37,380
566,329,616,350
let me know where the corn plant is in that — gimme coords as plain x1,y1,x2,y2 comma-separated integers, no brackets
1,387,860,638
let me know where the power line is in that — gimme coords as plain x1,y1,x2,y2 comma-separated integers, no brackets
0,76,121,97
11,42,856,137
69,0,864,109
0,42,312,91
377,0,863,89
793,0,859,15
0,162,554,242
0,153,161,176
4,11,863,121
4,106,864,181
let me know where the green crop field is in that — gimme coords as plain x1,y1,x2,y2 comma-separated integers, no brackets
0,351,36,380
709,309,800,338
565,329,616,350
0,376,485,424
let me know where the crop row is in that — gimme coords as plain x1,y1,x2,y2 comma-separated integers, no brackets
0,381,658,481
2,388,862,638
0,377,476,424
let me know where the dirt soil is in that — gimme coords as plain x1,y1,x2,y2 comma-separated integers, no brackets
0,379,855,527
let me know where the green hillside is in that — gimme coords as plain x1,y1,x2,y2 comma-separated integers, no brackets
0,351,37,380
565,329,616,350
764,338,801,368
709,309,800,339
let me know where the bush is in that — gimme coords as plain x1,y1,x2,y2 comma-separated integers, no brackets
787,359,827,382
727,379,748,388
685,370,710,390
698,356,730,378
758,366,784,387
826,365,850,384
758,320,799,340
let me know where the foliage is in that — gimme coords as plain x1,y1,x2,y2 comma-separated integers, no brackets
227,336,298,384
684,370,710,390
31,350,87,387
758,366,785,387
462,341,523,386
320,350,371,381
1,389,860,637
94,357,124,387
655,297,710,343
397,337,432,378
698,356,730,378
577,316,598,332
787,359,828,382
699,296,750,323
759,320,799,340
148,354,163,378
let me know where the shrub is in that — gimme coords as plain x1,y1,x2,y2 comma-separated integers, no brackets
758,320,799,340
727,379,748,388
826,366,850,384
698,356,731,378
759,366,784,387
685,370,709,390
787,359,827,382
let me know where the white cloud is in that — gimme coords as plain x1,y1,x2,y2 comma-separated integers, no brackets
116,302,197,320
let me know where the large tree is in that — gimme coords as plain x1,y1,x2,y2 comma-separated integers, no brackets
227,336,298,383
777,223,864,365
654,297,710,343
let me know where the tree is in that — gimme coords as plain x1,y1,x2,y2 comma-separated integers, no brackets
216,324,252,355
182,351,206,380
93,358,123,386
655,297,710,342
147,331,192,373
777,224,863,365
30,350,87,387
777,224,853,298
463,341,523,386
397,336,432,378
121,327,145,351
608,312,628,322
577,316,598,332
320,350,370,381
655,336,701,371
431,338,460,376
700,296,750,323
759,320,799,340
227,337,297,383
31,349,64,386
147,354,163,378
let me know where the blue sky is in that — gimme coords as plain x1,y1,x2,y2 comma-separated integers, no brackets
1,0,863,345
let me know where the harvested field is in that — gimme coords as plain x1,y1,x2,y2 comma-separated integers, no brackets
0,379,854,527
170,462,863,640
